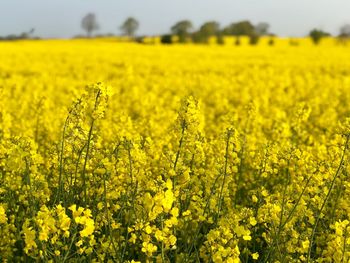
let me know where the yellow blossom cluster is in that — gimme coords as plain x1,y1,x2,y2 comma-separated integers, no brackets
1,39,350,262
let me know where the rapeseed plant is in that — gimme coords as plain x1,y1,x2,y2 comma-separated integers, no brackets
0,39,350,262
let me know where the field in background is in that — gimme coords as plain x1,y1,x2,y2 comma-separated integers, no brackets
1,40,350,262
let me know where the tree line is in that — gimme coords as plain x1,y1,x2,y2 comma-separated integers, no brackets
1,13,350,45
81,14,350,45
81,15,272,44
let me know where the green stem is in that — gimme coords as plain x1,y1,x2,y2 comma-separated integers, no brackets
81,120,94,206
103,172,118,258
81,90,101,206
57,115,70,204
307,135,350,262
341,227,348,263
173,122,186,189
216,130,231,224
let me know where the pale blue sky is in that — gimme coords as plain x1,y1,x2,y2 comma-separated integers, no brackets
0,0,349,38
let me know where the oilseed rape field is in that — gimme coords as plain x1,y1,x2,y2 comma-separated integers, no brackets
1,39,350,262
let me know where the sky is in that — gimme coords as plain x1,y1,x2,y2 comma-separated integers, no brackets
0,0,350,38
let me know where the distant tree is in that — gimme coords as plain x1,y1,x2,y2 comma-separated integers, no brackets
19,28,36,40
191,31,202,43
309,29,330,45
223,20,255,36
120,17,139,37
337,24,350,45
249,33,260,45
235,37,241,46
255,22,270,36
197,21,220,43
217,33,224,45
19,32,29,39
160,34,172,44
0,28,37,41
81,13,99,37
339,24,350,37
171,20,193,43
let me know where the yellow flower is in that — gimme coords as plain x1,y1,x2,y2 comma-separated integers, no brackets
97,202,104,210
252,195,258,203
0,205,7,224
252,252,259,260
243,235,252,241
144,225,152,234
171,207,179,217
249,217,257,226
141,242,157,257
38,228,49,241
75,240,83,247
162,188,175,212
22,220,37,253
129,233,137,244
155,229,164,241
80,218,95,237
302,240,309,249
182,210,191,216
169,235,177,246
